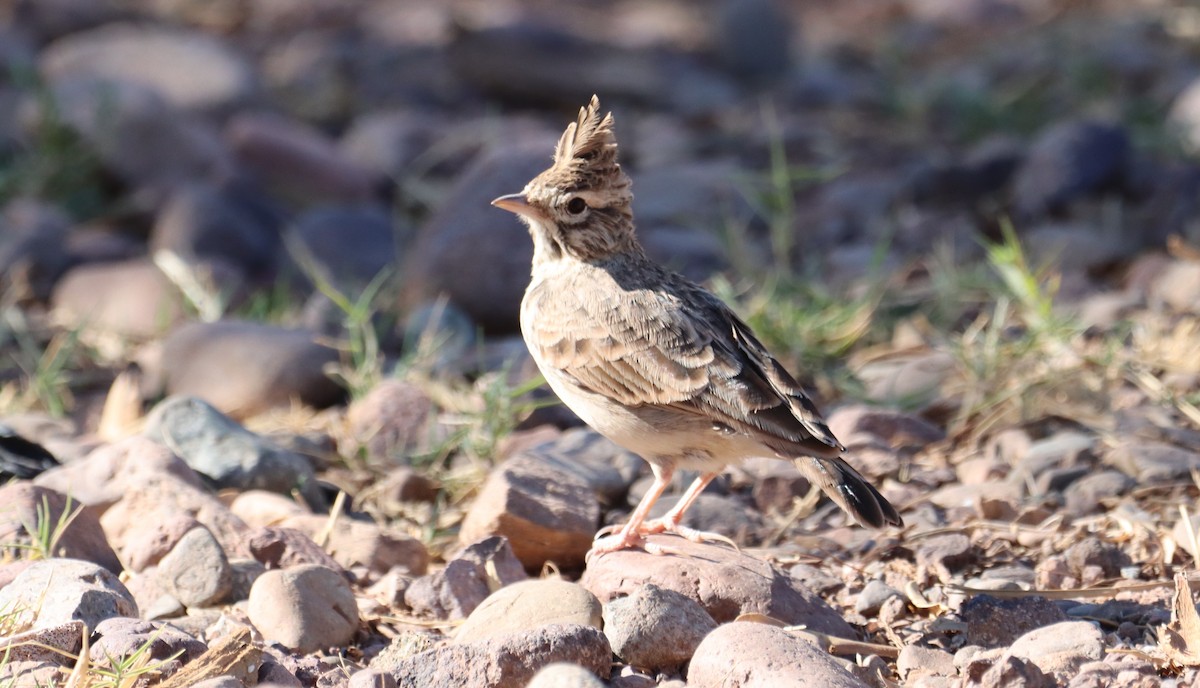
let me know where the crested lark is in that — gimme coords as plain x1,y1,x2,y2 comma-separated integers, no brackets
493,96,902,558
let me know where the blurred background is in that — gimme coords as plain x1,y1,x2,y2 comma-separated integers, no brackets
0,0,1198,450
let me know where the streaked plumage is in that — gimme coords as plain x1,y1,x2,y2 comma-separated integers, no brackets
493,96,901,557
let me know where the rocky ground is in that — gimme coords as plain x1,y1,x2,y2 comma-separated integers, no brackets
1,0,1200,686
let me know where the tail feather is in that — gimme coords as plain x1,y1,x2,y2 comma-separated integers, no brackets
796,456,903,528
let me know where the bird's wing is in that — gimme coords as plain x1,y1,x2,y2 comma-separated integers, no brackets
526,276,843,457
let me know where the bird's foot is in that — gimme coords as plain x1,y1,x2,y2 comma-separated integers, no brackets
639,518,741,551
587,526,681,563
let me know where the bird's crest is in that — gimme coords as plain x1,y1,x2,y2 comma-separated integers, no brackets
546,95,631,203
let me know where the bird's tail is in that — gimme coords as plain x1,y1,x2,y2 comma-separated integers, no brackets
794,455,903,528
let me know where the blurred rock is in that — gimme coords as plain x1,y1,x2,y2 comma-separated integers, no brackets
455,578,602,643
459,455,600,571
583,536,854,636
526,663,606,688
261,29,353,124
688,622,866,688
603,583,716,671
0,200,73,304
1062,469,1133,516
1013,120,1131,218
0,558,137,630
962,595,1068,648
1106,439,1200,484
714,0,793,82
403,143,551,333
340,109,438,181
52,258,188,337
916,533,977,583
151,180,284,281
521,427,642,506
1007,620,1103,680
40,23,256,118
227,111,384,207
281,514,428,578
37,78,234,191
248,564,359,653
243,526,344,573
0,482,121,573
145,395,317,496
158,321,344,418
229,490,309,528
852,350,956,408
1147,259,1200,313
287,204,395,289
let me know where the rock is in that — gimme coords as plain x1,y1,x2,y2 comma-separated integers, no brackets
228,558,266,602
526,663,606,688
51,258,188,337
0,200,73,304
0,482,121,573
827,404,946,450
747,459,811,513
158,322,344,419
281,514,428,578
961,595,1068,648
40,78,234,191
688,622,866,688
1063,470,1134,515
1022,223,1131,274
229,490,309,528
261,29,353,124
227,111,383,207
1065,537,1131,583
1013,119,1131,218
144,396,318,497
243,526,345,574
89,617,207,680
714,0,792,81
340,109,438,182
247,564,359,653
157,525,233,608
288,204,396,289
1148,259,1200,313
582,536,854,637
978,655,1053,688
603,583,716,671
151,180,284,281
851,350,957,408
897,644,956,680
342,380,436,464
372,468,440,504
405,536,527,620
1169,76,1200,153
0,559,137,630
646,492,764,544
1106,439,1200,484
1008,620,1104,678
33,436,202,507
520,427,642,505
402,143,553,332
855,579,903,615
459,455,600,571
350,669,398,688
400,299,479,372
381,624,611,688
916,533,976,583
40,23,255,117
0,620,84,664
455,578,601,644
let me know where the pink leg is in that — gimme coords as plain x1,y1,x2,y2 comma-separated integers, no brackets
641,472,739,550
587,464,675,560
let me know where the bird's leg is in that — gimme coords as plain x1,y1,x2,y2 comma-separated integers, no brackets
588,464,677,560
642,471,739,551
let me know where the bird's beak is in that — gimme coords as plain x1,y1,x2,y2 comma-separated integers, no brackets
491,193,534,219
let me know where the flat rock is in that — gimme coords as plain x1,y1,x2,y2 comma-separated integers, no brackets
247,564,359,653
459,455,600,571
603,582,716,671
0,559,137,630
406,536,528,620
158,322,344,419
0,482,121,573
455,578,601,644
40,23,255,116
51,258,188,337
382,624,611,688
582,536,854,637
1007,620,1104,679
688,622,867,688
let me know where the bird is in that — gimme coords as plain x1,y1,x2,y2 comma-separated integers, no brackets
492,96,901,558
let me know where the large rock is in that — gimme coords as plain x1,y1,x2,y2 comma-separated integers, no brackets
0,559,137,630
0,482,121,573
688,622,867,688
454,579,602,643
40,23,256,117
287,204,396,289
247,564,359,653
158,321,344,418
402,143,551,333
459,455,600,571
404,536,527,620
603,583,716,671
582,536,854,637
51,258,188,337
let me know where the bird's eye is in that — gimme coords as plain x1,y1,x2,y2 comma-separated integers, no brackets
566,197,588,215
